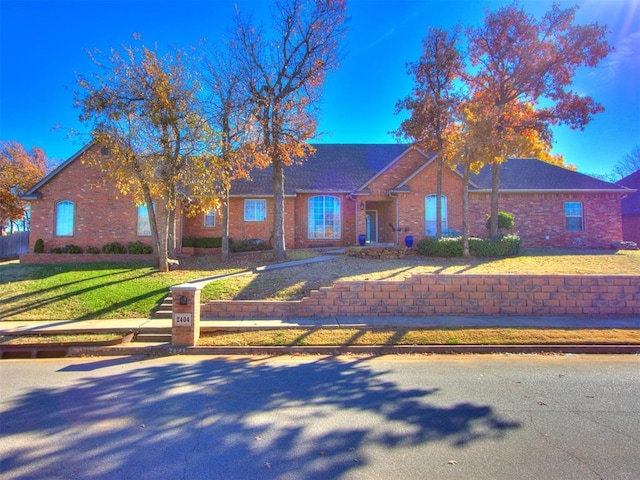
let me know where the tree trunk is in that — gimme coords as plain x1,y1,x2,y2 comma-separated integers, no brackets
272,157,287,261
168,208,177,258
141,186,161,270
462,163,471,258
490,162,500,239
157,203,171,273
436,157,443,239
221,189,230,260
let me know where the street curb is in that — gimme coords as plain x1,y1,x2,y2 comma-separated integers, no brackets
64,343,640,358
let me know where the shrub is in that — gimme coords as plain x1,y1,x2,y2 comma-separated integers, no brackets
49,247,64,253
102,241,127,254
416,237,463,257
229,238,270,253
63,244,83,254
182,236,222,248
127,241,153,254
34,238,44,253
85,246,100,254
486,211,515,233
469,234,521,257
417,235,521,258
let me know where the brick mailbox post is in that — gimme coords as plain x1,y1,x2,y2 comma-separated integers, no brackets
170,284,202,346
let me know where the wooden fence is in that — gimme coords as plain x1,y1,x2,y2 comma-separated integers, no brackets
0,231,29,259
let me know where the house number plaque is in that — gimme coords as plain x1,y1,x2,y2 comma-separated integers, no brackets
173,313,192,327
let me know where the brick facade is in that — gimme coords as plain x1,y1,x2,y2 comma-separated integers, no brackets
24,144,627,256
200,274,640,319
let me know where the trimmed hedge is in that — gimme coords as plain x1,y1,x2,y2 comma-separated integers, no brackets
34,238,44,253
417,234,521,258
229,238,271,252
127,241,153,254
183,236,222,248
102,241,127,254
50,244,84,254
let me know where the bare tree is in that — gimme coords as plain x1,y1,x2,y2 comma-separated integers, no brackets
234,0,347,260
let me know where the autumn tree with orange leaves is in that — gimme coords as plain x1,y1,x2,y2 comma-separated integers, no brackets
234,0,348,260
394,27,463,239
76,40,214,272
0,142,47,234
467,3,612,238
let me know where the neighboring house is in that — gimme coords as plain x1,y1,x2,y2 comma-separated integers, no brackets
618,169,640,244
22,142,633,255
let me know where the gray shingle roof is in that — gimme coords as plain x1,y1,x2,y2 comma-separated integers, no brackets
231,144,409,196
468,158,629,192
618,169,640,216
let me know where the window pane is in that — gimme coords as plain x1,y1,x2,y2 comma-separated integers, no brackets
137,204,152,236
56,201,74,236
204,210,215,227
565,202,583,232
308,196,341,239
425,195,447,235
244,200,266,222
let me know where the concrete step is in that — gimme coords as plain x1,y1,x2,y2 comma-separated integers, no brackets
135,333,172,343
152,294,173,319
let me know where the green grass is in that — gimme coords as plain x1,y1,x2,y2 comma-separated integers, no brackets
1,249,639,321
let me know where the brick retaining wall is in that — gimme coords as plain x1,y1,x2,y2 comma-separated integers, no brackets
200,274,640,319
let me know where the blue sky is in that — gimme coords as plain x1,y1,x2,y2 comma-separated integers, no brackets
1,0,639,176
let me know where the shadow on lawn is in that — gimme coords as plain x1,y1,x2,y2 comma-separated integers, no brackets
0,263,163,321
0,356,520,479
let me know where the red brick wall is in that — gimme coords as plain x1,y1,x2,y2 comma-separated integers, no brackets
27,144,155,253
398,161,464,241
200,274,640,319
293,193,357,248
469,192,624,248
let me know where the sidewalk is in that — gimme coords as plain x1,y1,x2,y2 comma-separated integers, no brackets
2,315,639,335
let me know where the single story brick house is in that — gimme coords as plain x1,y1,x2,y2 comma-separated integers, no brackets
22,142,633,255
618,169,640,245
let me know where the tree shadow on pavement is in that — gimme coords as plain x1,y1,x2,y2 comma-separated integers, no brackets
0,356,520,479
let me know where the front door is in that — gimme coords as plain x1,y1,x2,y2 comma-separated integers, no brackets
365,210,378,243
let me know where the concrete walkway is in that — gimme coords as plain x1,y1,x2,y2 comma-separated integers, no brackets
1,315,639,335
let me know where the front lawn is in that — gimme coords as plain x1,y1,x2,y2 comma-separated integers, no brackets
1,249,639,321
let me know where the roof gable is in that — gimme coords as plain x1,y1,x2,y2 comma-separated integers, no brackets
619,169,640,216
22,143,95,199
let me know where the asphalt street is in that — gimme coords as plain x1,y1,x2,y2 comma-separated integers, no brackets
1,354,639,479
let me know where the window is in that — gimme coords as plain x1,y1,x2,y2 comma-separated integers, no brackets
565,202,583,232
244,199,266,222
425,195,447,236
204,210,216,228
55,201,74,236
137,204,153,236
308,195,341,239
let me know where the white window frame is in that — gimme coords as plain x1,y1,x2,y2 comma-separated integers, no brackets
425,195,448,236
308,195,341,240
137,204,153,236
55,201,75,236
203,210,216,228
244,199,267,222
565,201,584,232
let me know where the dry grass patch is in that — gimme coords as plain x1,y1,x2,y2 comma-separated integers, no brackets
199,328,640,347
201,249,640,301
0,333,124,345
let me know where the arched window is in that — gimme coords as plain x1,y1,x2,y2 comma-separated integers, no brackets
308,196,341,239
425,195,447,236
55,201,74,236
